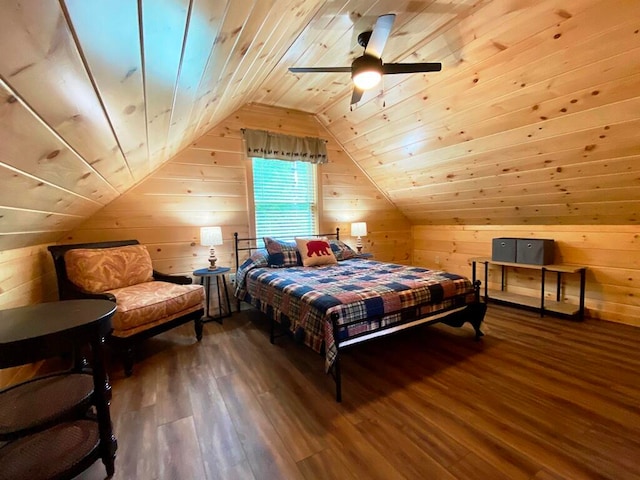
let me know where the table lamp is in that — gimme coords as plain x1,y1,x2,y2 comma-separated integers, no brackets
350,222,367,253
200,226,223,270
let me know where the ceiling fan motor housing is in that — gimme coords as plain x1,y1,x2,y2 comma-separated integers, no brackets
352,54,383,77
357,31,372,48
351,54,383,90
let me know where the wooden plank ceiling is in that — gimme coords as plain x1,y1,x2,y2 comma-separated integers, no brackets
0,0,638,250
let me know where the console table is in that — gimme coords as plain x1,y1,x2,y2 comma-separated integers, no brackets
0,299,118,479
470,257,587,320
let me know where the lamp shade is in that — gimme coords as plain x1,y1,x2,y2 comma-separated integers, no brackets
350,222,367,237
200,226,223,246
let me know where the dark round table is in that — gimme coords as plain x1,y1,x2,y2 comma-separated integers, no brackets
0,299,118,479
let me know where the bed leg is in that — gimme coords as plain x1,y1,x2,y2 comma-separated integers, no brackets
334,356,342,403
470,302,487,340
330,311,342,402
269,317,275,344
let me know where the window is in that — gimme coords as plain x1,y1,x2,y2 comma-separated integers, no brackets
251,157,317,240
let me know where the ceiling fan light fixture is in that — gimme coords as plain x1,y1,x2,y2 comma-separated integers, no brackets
352,55,382,90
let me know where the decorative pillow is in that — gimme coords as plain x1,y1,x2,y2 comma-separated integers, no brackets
64,244,154,293
263,237,300,268
328,239,357,261
295,237,338,267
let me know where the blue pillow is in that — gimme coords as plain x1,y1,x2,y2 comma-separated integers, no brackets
263,237,301,267
329,239,357,261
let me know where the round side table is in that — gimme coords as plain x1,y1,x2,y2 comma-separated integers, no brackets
193,267,231,323
0,299,118,479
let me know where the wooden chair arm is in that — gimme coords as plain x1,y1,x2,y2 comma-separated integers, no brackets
153,271,193,285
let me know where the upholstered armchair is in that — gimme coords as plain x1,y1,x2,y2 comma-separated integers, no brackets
48,240,205,376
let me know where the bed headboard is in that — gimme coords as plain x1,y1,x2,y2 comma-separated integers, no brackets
233,228,340,274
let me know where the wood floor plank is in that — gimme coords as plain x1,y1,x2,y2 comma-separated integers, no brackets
157,416,207,479
186,363,247,478
67,302,640,479
216,372,304,480
296,446,361,480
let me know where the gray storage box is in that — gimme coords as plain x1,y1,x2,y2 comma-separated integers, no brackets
516,238,555,265
492,238,517,262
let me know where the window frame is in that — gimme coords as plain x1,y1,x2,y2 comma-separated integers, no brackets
245,156,322,240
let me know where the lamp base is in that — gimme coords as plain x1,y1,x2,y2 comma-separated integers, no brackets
207,247,218,270
355,236,363,253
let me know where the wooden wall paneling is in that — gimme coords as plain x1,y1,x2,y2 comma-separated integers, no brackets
188,0,276,138
297,0,481,111
0,0,134,192
155,163,246,182
172,149,243,166
190,134,242,152
163,0,230,159
0,244,56,307
68,104,411,271
96,194,248,215
79,210,248,231
319,0,584,129
263,0,482,111
140,0,190,163
374,0,627,135
0,166,101,217
395,172,640,211
0,243,60,389
224,104,325,137
250,0,362,107
0,83,118,204
66,226,200,246
0,233,68,252
322,197,402,212
63,0,150,181
130,178,245,197
393,156,640,204
356,23,637,174
368,121,638,195
208,0,326,133
412,224,640,326
391,138,640,194
0,208,85,234
400,189,640,222
347,50,640,163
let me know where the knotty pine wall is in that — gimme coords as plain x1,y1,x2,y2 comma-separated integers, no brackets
0,103,410,387
0,245,58,386
413,225,639,327
65,103,411,275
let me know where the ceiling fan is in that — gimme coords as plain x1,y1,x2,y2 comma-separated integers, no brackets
289,14,442,105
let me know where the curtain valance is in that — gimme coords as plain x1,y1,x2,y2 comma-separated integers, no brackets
242,128,328,164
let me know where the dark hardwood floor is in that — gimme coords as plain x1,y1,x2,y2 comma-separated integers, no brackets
74,304,640,480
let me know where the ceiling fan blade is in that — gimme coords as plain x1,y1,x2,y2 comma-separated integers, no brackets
383,63,442,74
289,66,351,73
350,87,364,105
364,14,395,59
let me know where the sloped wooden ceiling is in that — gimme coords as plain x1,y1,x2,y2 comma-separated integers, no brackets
0,0,638,251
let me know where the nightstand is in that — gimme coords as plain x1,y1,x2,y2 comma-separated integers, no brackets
355,252,373,258
193,267,231,323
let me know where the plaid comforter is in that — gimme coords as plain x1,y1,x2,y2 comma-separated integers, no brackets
235,250,475,371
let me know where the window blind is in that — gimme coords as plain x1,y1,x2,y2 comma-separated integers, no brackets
252,157,316,240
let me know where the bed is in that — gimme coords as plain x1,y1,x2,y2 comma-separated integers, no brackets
234,229,486,401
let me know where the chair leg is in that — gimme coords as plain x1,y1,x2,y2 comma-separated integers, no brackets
123,347,134,377
195,317,203,341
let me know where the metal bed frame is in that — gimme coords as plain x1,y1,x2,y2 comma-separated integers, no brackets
233,228,486,402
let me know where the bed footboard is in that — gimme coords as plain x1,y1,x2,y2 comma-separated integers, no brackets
329,281,486,403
